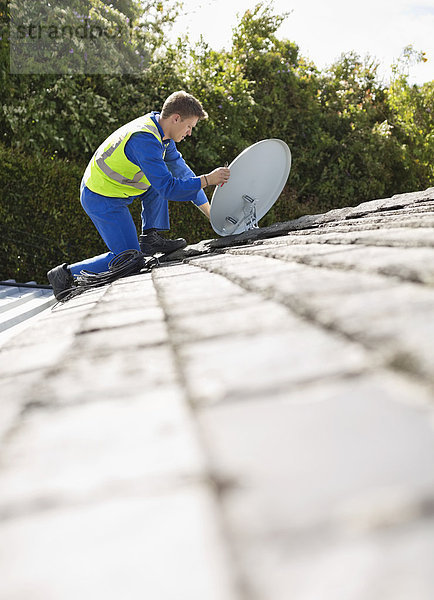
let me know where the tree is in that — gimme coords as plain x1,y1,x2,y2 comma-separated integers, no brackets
387,46,433,187
0,0,180,158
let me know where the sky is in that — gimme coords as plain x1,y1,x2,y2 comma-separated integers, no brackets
167,0,434,85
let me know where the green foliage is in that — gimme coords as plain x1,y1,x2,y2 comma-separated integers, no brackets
0,0,180,156
0,143,100,282
306,52,409,208
387,46,434,186
1,1,433,283
3,75,119,159
8,0,152,74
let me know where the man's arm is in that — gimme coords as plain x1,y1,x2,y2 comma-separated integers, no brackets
125,132,201,201
196,200,210,220
164,139,209,209
165,145,211,219
125,132,229,201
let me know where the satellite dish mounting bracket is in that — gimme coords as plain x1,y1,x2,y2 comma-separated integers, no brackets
224,194,259,233
242,194,259,231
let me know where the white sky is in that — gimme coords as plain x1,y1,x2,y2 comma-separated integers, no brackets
167,0,434,85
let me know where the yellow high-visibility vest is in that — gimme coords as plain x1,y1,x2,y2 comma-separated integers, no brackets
84,114,164,198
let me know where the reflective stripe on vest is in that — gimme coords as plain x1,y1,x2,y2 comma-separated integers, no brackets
85,115,164,197
95,147,149,191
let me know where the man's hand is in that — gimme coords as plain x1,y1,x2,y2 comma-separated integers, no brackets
201,166,230,187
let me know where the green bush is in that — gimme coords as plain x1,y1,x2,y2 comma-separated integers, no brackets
0,144,91,282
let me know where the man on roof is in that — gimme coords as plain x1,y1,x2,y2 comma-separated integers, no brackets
47,90,230,300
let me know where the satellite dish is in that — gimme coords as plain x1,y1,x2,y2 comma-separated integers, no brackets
210,138,291,236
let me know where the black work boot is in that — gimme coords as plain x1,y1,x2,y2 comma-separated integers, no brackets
139,230,187,256
47,263,75,301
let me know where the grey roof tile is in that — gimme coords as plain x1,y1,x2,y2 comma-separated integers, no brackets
0,187,434,599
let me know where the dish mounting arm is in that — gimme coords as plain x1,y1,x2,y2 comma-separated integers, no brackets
224,194,259,233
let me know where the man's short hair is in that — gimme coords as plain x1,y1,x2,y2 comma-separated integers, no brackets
161,90,208,121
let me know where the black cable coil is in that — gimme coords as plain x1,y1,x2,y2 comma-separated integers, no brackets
59,249,159,303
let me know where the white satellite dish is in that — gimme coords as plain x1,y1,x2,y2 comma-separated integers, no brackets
210,138,291,236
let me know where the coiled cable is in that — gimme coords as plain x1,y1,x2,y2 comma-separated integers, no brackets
58,249,158,303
